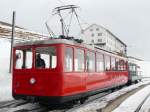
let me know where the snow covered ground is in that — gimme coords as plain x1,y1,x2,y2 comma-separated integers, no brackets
0,39,13,101
67,80,150,112
113,85,150,112
140,91,150,112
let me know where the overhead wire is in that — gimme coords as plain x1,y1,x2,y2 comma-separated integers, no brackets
66,9,74,36
45,0,66,37
78,15,90,26
45,22,56,37
45,14,57,37
73,9,83,33
58,10,73,35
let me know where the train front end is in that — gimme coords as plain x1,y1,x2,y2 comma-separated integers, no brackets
12,41,64,103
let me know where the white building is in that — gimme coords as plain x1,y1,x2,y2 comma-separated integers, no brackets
80,24,127,55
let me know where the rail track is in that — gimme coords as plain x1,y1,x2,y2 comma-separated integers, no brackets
0,90,112,112
0,82,149,112
135,90,150,112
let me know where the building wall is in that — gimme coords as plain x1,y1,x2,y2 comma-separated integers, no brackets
80,24,126,55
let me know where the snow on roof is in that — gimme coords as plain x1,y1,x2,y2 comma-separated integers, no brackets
13,38,90,48
0,21,24,29
0,21,50,39
13,38,127,59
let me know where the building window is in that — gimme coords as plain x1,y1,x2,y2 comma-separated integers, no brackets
91,39,94,43
98,33,102,36
65,47,73,72
96,28,99,31
96,53,104,72
91,33,94,37
75,49,84,72
90,29,93,31
98,39,102,42
86,51,95,72
105,55,110,71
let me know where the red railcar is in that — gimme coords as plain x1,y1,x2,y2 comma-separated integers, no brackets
12,38,128,103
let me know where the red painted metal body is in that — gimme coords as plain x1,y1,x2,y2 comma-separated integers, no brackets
12,39,129,103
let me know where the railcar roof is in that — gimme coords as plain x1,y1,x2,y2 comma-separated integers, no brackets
13,38,127,59
14,38,82,47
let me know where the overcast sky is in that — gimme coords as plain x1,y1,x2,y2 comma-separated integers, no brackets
0,0,150,61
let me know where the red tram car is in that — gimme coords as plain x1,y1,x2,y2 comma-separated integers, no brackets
12,38,129,103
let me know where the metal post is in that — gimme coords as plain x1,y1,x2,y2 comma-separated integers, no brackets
60,18,64,36
9,11,16,73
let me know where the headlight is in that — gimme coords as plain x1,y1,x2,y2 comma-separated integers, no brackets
30,78,36,84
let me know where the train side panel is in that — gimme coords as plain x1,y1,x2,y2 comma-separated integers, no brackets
12,71,63,97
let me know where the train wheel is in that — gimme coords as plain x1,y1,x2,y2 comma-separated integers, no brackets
80,98,87,104
135,80,138,84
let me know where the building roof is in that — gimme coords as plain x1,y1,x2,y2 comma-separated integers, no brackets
82,24,127,47
0,21,25,29
127,56,143,61
106,29,127,47
0,21,50,41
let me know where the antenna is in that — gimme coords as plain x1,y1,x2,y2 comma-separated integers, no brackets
45,22,56,38
52,5,82,36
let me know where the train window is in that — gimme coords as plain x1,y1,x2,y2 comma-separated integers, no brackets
65,47,73,72
111,57,116,71
86,51,95,72
15,48,32,69
75,49,84,72
35,47,57,69
115,58,119,71
26,50,32,69
120,60,126,71
96,53,104,72
116,59,126,71
129,64,136,71
15,50,23,69
105,55,111,71
124,61,127,70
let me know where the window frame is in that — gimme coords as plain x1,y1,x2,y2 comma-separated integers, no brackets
91,33,95,37
86,50,96,72
34,46,57,70
111,56,116,71
74,48,85,72
98,33,102,36
14,47,33,70
115,58,127,71
96,52,104,72
64,46,74,72
120,59,127,71
104,55,111,71
96,28,99,31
